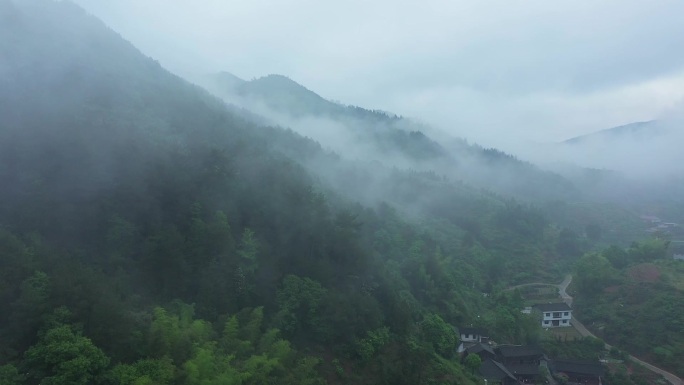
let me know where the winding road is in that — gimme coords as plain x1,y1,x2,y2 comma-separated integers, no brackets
557,274,573,306
512,275,682,385
505,275,572,306
570,317,682,385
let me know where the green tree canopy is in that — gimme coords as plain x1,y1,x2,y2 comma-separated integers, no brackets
464,353,482,374
24,325,110,385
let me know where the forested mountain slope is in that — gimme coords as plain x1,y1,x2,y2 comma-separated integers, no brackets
1,1,581,384
208,72,659,248
219,71,684,246
204,72,580,203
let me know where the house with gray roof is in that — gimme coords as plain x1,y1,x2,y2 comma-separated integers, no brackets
479,359,518,385
496,345,545,365
463,342,497,362
550,360,604,385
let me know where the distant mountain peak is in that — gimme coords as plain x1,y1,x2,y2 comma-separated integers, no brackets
214,71,245,91
259,73,296,82
220,73,336,118
246,74,324,98
563,120,661,144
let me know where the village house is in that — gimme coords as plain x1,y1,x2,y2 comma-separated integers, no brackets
465,344,547,384
550,360,604,385
457,328,604,385
460,327,489,343
535,302,572,328
496,345,545,366
507,362,545,383
479,359,518,385
457,328,491,354
463,342,497,362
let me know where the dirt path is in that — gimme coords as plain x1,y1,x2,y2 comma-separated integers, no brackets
557,274,573,306
510,275,682,385
505,282,557,290
505,275,573,305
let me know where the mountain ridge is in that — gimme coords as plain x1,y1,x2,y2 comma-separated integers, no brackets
562,120,662,144
206,71,581,203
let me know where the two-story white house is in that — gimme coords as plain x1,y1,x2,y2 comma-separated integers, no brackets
535,303,572,328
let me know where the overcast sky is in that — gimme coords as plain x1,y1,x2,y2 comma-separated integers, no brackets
74,0,684,149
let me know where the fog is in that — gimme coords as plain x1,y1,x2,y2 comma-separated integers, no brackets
197,72,580,205
537,117,684,179
6,0,684,202
72,0,684,148
198,70,683,207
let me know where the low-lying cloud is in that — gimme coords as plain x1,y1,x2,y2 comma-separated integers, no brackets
73,0,684,146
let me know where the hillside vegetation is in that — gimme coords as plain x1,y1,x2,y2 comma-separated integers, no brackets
0,2,586,384
572,239,684,377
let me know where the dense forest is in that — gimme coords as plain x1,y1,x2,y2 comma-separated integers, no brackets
0,1,680,385
0,2,567,384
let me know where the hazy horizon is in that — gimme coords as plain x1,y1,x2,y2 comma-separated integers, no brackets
71,0,684,150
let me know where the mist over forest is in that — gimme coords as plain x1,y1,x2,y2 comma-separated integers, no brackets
1,1,684,385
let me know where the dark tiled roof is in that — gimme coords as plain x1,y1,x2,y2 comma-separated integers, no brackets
480,359,517,381
551,360,604,376
466,342,495,356
535,302,571,312
460,327,488,336
507,363,541,376
497,345,544,358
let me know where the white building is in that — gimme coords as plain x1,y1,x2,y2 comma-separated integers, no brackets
459,327,488,343
536,303,572,328
457,327,490,354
